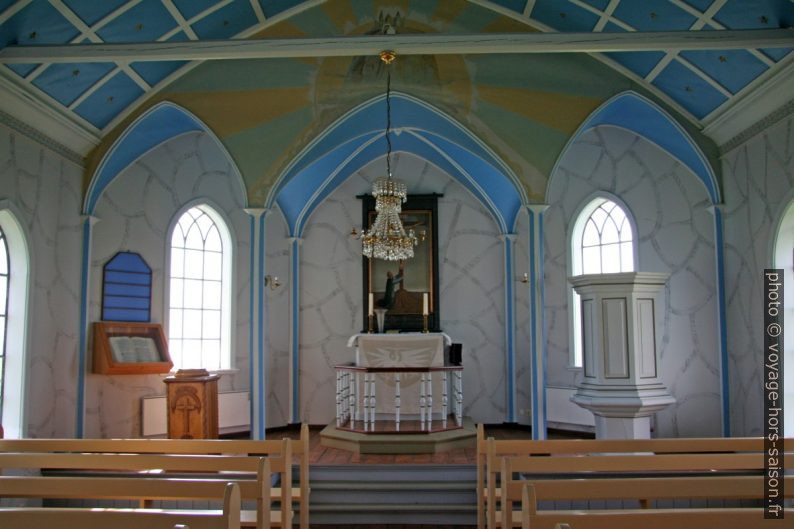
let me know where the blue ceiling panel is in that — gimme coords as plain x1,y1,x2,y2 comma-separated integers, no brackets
172,0,218,21
612,1,697,31
73,71,144,129
685,0,716,12
761,47,794,62
96,1,177,43
131,60,188,86
62,0,129,26
680,49,768,94
531,0,601,30
488,0,527,14
579,0,611,10
259,0,304,18
32,62,116,106
0,1,79,48
192,1,257,39
5,63,38,77
605,51,667,78
713,0,794,30
651,60,727,118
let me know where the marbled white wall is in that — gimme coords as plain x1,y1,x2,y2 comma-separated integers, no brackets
0,125,83,438
87,131,251,438
545,125,722,437
722,113,794,436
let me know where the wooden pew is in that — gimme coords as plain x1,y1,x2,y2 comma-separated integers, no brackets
0,481,241,529
0,423,311,529
517,477,793,529
0,447,289,528
500,451,794,528
476,427,785,529
0,458,272,528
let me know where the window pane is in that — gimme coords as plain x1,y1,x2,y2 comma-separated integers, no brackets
205,226,222,252
582,246,601,274
183,249,204,279
185,224,204,250
601,217,619,244
601,242,621,273
169,309,183,339
196,213,214,237
620,241,634,271
181,339,202,368
204,251,222,281
183,279,203,309
169,339,182,367
582,220,600,247
202,340,221,370
620,220,633,242
170,248,184,277
590,206,608,228
171,224,185,247
203,310,221,340
203,280,221,310
182,309,202,338
169,279,183,308
0,237,7,275
0,276,7,310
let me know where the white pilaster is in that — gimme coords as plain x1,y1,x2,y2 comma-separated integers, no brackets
287,236,303,425
244,208,267,439
527,205,548,440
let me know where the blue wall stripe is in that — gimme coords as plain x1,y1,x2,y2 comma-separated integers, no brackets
248,215,255,439
539,212,548,437
257,214,266,439
505,237,515,423
291,239,300,424
714,208,731,436
529,211,540,438
76,218,91,438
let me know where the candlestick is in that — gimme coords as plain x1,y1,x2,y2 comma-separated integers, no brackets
422,292,429,316
368,292,374,316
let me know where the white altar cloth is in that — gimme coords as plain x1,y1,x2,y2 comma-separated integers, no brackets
347,333,451,416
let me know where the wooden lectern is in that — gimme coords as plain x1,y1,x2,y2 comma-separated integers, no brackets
164,368,219,439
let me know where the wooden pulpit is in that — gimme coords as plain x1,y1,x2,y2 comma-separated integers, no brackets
164,368,219,439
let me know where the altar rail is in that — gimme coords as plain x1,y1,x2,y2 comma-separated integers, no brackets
334,365,463,433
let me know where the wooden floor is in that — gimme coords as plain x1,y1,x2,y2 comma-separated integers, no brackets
269,424,590,465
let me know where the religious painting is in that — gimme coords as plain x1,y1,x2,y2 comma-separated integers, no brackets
361,194,441,332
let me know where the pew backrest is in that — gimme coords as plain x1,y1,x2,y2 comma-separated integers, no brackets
0,481,241,529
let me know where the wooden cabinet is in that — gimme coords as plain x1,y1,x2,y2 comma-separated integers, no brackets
164,369,219,439
92,322,173,375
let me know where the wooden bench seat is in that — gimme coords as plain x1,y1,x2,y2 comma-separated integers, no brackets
0,450,287,528
0,424,310,528
0,481,241,529
475,424,792,529
515,476,794,529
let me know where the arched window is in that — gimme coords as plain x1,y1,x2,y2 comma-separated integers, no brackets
168,205,233,371
772,198,794,437
569,197,636,366
0,226,9,423
0,207,30,438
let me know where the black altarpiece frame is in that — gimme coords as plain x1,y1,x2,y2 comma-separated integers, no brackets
359,193,442,333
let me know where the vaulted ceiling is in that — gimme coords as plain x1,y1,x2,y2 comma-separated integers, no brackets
0,1,792,181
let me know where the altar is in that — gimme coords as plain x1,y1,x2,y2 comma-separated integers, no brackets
335,333,463,433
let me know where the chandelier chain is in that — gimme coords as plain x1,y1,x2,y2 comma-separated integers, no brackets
385,68,392,178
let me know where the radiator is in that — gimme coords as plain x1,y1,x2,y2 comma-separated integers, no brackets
141,391,250,437
546,385,595,432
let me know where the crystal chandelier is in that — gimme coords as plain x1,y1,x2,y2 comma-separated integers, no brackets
361,51,417,261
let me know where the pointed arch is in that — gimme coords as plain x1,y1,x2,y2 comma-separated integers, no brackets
0,201,31,438
267,92,527,237
548,91,720,205
84,101,247,215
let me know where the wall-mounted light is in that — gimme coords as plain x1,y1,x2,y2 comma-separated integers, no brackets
264,275,281,290
519,273,529,284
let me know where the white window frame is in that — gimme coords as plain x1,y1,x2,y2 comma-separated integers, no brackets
0,204,30,438
165,201,234,372
567,193,638,368
771,197,794,437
